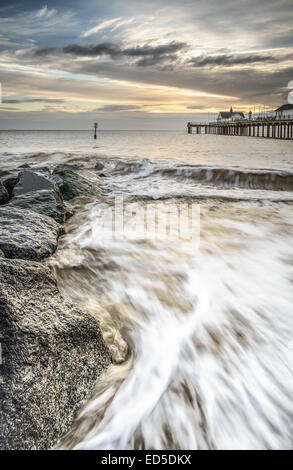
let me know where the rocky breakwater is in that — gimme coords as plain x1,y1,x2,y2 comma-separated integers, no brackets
0,164,111,449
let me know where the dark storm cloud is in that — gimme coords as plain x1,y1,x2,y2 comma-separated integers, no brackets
135,54,178,67
62,43,120,57
35,41,187,64
124,42,186,57
95,104,141,111
189,53,293,68
35,47,58,56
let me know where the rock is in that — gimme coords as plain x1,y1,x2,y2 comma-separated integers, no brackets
18,163,31,169
51,164,101,201
13,170,55,197
8,189,71,224
0,207,62,260
0,258,111,450
9,170,70,223
1,174,20,198
95,161,104,171
0,180,9,205
0,170,10,177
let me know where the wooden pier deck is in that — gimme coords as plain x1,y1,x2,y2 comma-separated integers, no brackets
187,119,293,139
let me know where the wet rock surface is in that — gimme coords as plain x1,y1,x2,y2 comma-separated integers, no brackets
18,163,31,169
8,189,70,224
0,258,111,450
0,207,62,260
51,164,101,200
13,170,56,197
0,164,111,450
1,174,20,198
0,169,70,223
0,180,9,204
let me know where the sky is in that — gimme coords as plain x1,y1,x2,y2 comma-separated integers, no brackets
0,0,292,129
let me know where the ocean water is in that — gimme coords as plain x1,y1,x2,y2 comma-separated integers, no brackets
1,130,293,450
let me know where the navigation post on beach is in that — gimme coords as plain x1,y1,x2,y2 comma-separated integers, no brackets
94,122,98,139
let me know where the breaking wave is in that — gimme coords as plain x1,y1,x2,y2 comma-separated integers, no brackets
98,159,293,191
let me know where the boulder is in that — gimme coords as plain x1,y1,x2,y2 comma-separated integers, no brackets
0,258,111,450
0,180,9,205
8,189,71,224
9,170,70,223
51,164,101,201
12,170,55,197
95,161,104,171
0,207,62,260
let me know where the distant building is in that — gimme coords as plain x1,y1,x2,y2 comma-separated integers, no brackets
217,107,245,122
275,104,293,120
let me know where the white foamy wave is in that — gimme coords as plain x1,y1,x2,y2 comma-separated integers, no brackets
52,203,293,450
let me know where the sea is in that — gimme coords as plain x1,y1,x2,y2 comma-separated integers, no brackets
1,130,293,450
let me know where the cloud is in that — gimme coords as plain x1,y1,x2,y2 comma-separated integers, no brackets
82,17,135,38
187,105,207,109
82,18,122,38
36,5,56,18
35,41,187,66
135,55,178,67
3,97,65,104
35,47,58,56
0,106,21,111
95,104,141,112
0,5,76,41
62,42,121,57
189,53,292,68
260,29,293,49
123,42,186,57
110,18,135,32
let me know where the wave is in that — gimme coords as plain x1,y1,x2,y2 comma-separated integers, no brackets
150,166,293,191
3,149,293,192
98,159,293,191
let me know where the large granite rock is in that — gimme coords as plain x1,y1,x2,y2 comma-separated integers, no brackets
51,164,101,201
0,258,111,450
0,180,9,205
0,207,62,260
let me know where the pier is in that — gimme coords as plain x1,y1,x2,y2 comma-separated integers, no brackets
187,119,293,139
